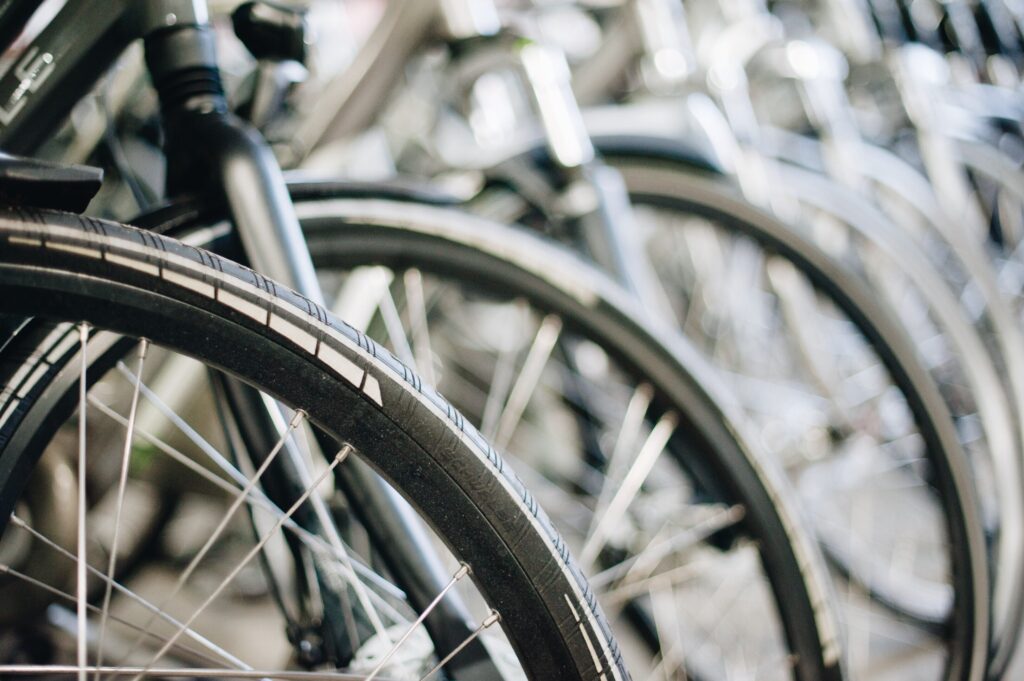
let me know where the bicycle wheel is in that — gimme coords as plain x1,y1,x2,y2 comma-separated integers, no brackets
440,136,987,679
0,207,629,680
128,187,846,680
592,153,989,681
739,122,1023,676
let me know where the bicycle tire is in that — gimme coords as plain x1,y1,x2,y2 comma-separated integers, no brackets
0,207,629,681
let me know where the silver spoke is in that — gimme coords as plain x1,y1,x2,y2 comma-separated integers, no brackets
0,666,390,681
95,339,148,681
76,324,89,681
687,559,752,668
87,396,406,611
5,516,250,670
417,611,501,681
259,395,392,644
579,411,678,566
493,314,563,451
591,505,746,589
648,582,686,680
129,447,352,681
766,256,858,432
746,650,799,678
479,320,521,440
330,266,395,331
602,559,705,607
404,268,437,386
364,564,470,681
115,363,251,490
118,409,306,666
379,283,416,369
0,564,229,669
583,383,654,550
849,460,875,668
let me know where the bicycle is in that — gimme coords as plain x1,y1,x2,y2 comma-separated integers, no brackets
0,1,632,678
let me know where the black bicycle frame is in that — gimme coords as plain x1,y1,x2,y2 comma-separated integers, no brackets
0,0,136,155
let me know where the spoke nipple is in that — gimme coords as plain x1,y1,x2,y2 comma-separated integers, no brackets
290,409,308,428
334,444,353,464
483,610,501,627
138,338,150,358
455,563,471,579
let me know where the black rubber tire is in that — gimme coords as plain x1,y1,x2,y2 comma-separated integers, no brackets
0,207,629,681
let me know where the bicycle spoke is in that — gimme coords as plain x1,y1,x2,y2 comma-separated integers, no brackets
493,314,563,451
765,258,849,411
745,650,798,679
95,340,148,681
112,365,407,609
115,409,306,667
22,399,368,675
579,411,678,566
379,283,416,369
689,557,756,663
88,396,280,519
601,559,704,607
0,564,231,669
331,264,439,396
582,383,654,547
417,611,501,681
648,582,686,680
404,268,437,386
4,517,250,670
848,465,875,667
330,266,395,332
0,666,391,680
128,446,352,681
590,505,746,589
260,394,392,645
478,312,522,439
87,396,406,610
114,363,250,490
76,324,89,681
364,564,470,681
